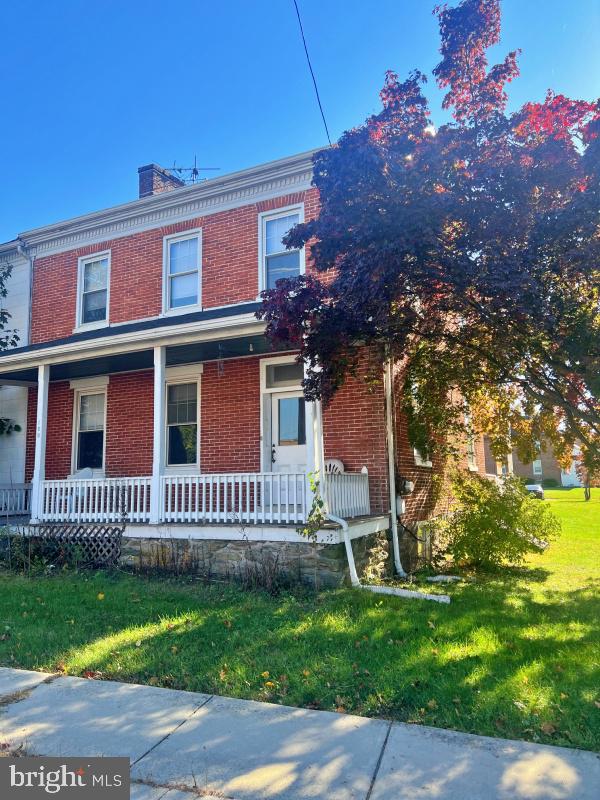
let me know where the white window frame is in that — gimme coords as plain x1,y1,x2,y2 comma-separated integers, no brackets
162,229,202,316
532,440,543,476
258,204,305,295
413,448,432,468
465,412,478,471
75,251,111,331
164,365,202,473
70,377,109,477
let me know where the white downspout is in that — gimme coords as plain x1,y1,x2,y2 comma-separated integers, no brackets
384,358,407,577
327,512,450,603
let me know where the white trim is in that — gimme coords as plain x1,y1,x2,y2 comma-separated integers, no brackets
71,386,108,477
11,151,318,259
0,314,264,373
69,375,110,390
165,364,204,381
30,364,49,521
162,229,202,315
75,250,111,331
119,514,389,545
258,204,305,294
413,448,433,468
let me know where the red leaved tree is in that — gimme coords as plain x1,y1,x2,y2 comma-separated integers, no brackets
258,0,600,485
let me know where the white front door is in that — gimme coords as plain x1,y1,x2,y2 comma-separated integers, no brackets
271,391,307,473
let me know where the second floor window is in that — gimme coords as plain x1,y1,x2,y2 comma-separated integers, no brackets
261,209,303,291
79,254,109,326
166,233,201,311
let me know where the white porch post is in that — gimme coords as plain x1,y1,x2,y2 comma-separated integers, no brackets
30,363,50,522
304,396,325,516
150,345,166,524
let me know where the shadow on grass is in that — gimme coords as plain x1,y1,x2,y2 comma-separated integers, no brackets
0,568,598,751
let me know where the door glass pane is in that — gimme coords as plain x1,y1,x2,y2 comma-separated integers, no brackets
82,289,107,323
265,214,299,254
170,273,197,308
278,397,306,445
169,238,198,274
266,251,300,289
168,424,197,465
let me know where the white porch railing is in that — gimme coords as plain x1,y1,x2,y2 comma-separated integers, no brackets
162,473,307,525
324,471,371,519
0,483,32,516
36,470,371,525
40,478,151,523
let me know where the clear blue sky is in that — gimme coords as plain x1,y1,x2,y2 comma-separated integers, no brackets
1,0,598,242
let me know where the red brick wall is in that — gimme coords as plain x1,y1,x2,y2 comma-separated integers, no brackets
322,368,389,516
25,359,265,481
30,189,320,345
200,357,262,473
391,364,488,525
25,382,74,481
105,371,154,477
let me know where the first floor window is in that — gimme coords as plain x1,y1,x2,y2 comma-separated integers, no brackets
76,392,105,470
465,413,477,470
80,254,109,325
167,382,198,465
533,440,543,476
262,210,302,290
414,448,433,468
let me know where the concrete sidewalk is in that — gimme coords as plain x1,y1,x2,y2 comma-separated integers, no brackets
0,668,598,800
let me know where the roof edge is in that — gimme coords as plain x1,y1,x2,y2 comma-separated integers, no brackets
4,148,322,254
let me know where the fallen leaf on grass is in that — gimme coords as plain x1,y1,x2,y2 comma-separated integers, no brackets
97,593,105,601
541,722,557,735
427,699,438,710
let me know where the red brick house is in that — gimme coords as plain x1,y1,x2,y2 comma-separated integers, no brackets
0,152,486,583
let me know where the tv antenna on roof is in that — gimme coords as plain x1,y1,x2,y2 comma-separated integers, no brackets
170,155,220,184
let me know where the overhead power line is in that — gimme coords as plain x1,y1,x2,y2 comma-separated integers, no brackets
292,0,332,145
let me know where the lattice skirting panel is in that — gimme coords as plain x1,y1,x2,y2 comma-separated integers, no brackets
6,523,124,568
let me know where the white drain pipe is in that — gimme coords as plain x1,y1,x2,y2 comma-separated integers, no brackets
328,513,450,604
384,358,407,577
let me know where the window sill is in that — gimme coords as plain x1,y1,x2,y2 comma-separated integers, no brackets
468,464,479,472
161,305,203,319
415,462,433,469
73,320,109,334
164,465,200,475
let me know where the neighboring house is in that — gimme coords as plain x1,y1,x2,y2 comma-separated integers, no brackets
0,153,486,583
511,439,584,487
0,245,31,494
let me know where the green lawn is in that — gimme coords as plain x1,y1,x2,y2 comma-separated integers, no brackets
0,488,598,751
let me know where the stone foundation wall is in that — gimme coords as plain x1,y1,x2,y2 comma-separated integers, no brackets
120,530,393,590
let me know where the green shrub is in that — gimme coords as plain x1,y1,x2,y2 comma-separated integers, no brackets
542,478,560,488
434,473,561,569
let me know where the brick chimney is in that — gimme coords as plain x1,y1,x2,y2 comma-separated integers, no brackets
138,163,185,198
